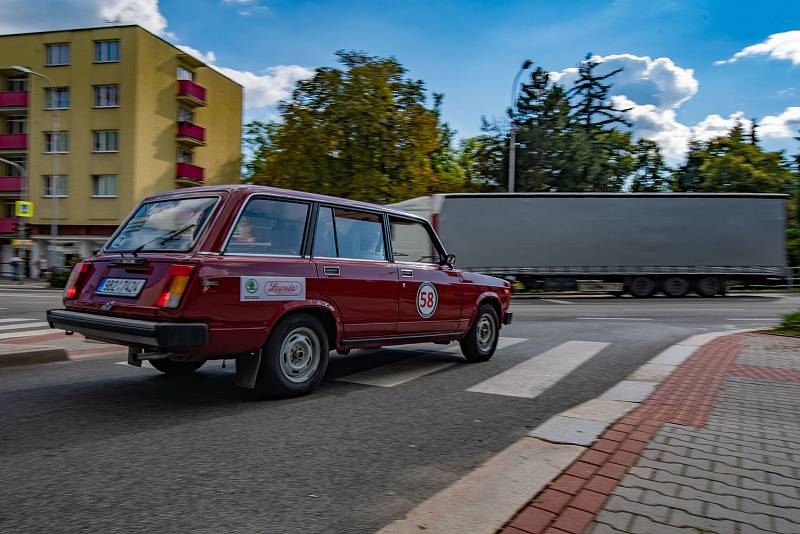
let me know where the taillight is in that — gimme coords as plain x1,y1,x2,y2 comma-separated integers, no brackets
157,264,194,308
64,261,90,300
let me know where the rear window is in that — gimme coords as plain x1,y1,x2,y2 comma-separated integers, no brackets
106,196,218,252
225,197,309,256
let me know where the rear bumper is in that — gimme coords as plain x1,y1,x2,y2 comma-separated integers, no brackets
46,309,208,350
503,311,513,325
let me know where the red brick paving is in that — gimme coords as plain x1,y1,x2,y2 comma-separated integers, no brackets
499,333,750,534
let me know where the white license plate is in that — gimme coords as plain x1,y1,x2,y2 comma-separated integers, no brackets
96,278,146,297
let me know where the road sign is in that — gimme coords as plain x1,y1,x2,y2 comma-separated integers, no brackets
11,239,34,246
15,201,33,218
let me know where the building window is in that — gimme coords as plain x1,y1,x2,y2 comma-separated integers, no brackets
43,175,68,197
45,43,70,66
177,107,195,123
44,87,70,109
177,148,193,164
94,40,120,63
7,77,28,91
92,130,118,152
44,132,69,153
7,116,27,134
177,67,195,81
93,85,119,107
92,175,118,197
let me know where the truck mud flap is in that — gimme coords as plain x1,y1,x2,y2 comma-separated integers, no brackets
235,350,262,389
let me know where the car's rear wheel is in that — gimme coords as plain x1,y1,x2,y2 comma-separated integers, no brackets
246,313,329,399
149,358,205,375
460,303,499,363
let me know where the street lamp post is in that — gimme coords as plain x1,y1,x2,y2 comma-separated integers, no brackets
508,59,533,193
8,65,60,268
0,157,27,262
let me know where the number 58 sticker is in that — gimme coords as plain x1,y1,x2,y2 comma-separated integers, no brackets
416,282,438,318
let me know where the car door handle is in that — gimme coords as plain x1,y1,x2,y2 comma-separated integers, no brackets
323,266,340,276
401,269,414,278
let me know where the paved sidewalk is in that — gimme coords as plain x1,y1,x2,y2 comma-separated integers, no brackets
502,333,800,534
0,331,126,366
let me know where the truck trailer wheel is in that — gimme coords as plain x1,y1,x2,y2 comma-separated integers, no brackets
244,313,330,399
629,276,656,298
695,276,722,297
460,304,499,363
662,277,690,298
149,358,205,375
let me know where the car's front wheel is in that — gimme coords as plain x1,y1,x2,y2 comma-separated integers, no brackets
460,303,499,363
149,358,205,375
246,313,329,399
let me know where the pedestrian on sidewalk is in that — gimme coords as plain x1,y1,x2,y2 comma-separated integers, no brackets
37,257,49,280
10,254,22,282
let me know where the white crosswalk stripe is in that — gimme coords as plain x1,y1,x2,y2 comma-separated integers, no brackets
0,317,54,340
336,337,530,388
467,340,609,399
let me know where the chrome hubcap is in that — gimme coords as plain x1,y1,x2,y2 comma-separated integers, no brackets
279,327,320,383
476,313,496,352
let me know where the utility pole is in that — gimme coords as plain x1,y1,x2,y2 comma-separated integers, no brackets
508,59,532,193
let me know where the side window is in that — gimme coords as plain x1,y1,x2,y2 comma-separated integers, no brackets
312,207,337,258
226,198,309,256
333,209,386,261
389,216,441,264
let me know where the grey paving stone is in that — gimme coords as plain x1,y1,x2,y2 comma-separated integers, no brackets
527,415,609,446
593,510,635,532
603,495,671,522
676,485,738,510
601,380,658,402
587,521,627,534
668,509,740,533
641,490,704,516
628,515,694,534
706,503,772,530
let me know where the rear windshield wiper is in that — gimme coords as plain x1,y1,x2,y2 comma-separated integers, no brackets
131,223,197,256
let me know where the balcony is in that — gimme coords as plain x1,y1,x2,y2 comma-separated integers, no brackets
0,134,27,152
0,218,16,234
0,176,23,192
176,162,204,184
176,121,206,146
0,90,28,110
177,80,207,107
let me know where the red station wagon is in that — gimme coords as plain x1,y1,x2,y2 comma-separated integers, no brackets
47,186,513,398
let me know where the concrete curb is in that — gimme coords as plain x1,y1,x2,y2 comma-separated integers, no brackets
374,328,757,534
0,345,69,368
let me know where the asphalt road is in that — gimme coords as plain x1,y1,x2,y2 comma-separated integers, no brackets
0,290,798,533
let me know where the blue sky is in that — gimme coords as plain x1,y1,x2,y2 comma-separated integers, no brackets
3,0,799,162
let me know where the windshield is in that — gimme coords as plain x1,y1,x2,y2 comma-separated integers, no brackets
106,197,218,252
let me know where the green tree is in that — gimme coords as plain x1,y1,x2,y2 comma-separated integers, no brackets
630,139,671,192
249,50,471,203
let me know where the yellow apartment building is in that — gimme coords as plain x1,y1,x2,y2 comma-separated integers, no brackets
0,24,242,273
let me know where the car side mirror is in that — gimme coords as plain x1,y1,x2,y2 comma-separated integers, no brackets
444,254,456,267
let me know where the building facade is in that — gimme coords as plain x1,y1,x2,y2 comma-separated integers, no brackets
0,25,242,273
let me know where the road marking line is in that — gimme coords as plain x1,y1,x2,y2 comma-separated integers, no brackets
440,336,528,353
726,318,777,321
337,358,456,387
0,329,56,340
623,308,745,311
0,318,37,323
0,321,49,331
467,340,609,399
576,317,653,321
542,299,574,305
376,437,583,534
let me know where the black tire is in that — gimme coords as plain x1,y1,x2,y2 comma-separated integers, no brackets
695,276,722,298
460,303,500,363
629,276,656,298
662,277,690,298
149,358,205,375
246,313,329,399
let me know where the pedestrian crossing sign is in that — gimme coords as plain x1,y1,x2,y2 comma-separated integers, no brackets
15,201,33,218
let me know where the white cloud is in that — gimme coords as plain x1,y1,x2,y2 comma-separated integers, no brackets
760,107,800,139
716,30,800,66
177,46,313,110
0,0,171,37
550,54,698,110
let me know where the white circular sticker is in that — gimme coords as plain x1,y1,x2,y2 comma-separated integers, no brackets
416,282,438,318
